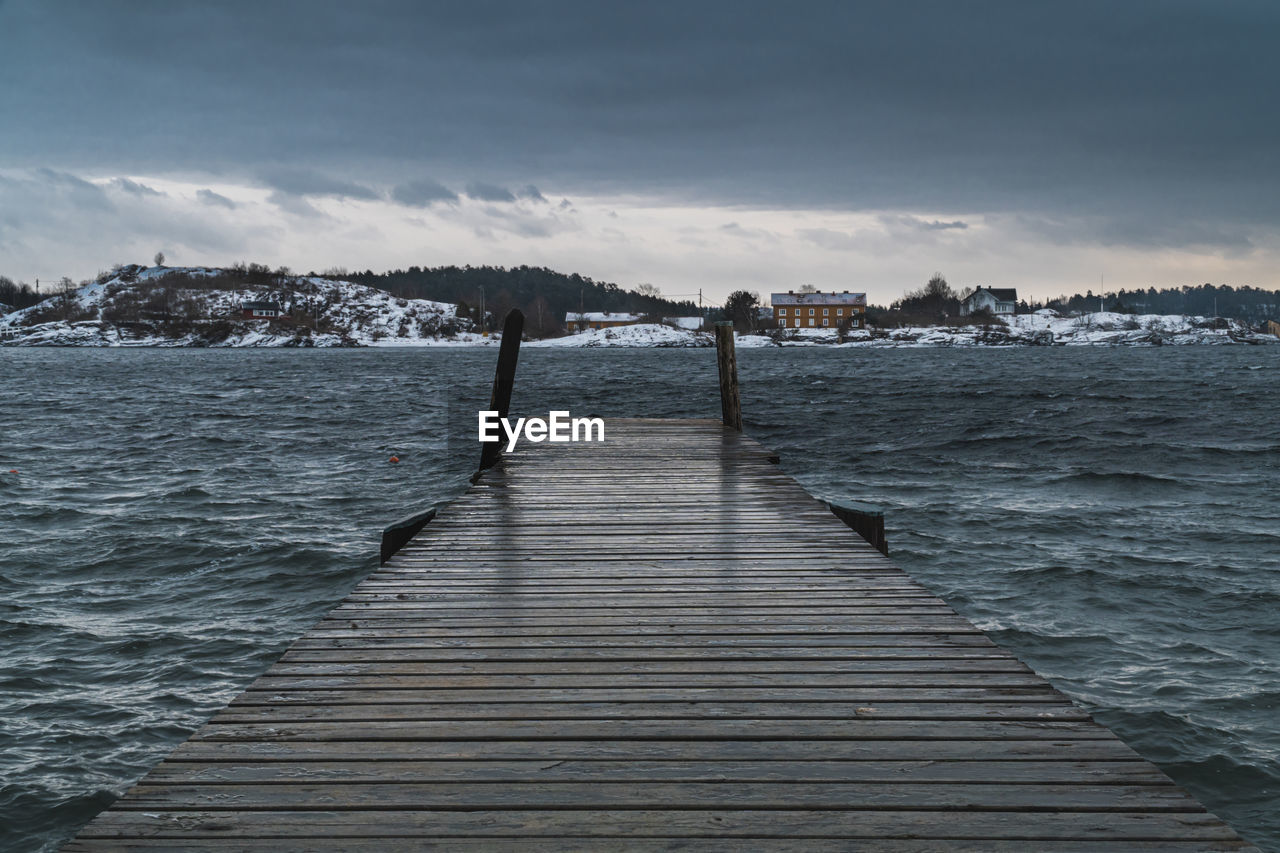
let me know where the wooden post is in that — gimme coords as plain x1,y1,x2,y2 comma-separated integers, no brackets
380,506,437,564
825,499,889,556
715,321,742,431
479,309,524,470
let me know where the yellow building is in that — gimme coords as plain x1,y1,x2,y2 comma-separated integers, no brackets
771,291,867,329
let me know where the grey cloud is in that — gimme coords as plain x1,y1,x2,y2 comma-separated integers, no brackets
797,228,861,251
392,179,459,207
267,190,326,218
259,168,380,200
112,177,163,197
882,215,969,232
2,2,1279,242
197,188,236,209
466,182,517,203
34,168,113,210
720,221,777,241
0,168,277,277
466,204,579,240
518,185,548,203
1007,213,1256,254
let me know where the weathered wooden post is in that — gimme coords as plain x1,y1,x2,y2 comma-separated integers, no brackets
715,321,742,431
479,309,524,470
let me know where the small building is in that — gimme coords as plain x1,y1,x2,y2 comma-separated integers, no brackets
1266,320,1280,339
771,291,867,329
241,300,283,319
960,286,1018,316
566,311,642,331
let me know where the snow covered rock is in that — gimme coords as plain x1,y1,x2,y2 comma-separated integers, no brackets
0,265,474,347
527,323,711,348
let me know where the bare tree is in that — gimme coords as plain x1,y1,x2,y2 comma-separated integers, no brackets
154,251,165,267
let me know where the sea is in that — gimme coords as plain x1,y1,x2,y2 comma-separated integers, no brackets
2,346,1277,851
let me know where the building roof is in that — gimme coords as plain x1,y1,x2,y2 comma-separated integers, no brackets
965,286,1018,303
566,312,641,323
771,291,867,306
242,300,281,310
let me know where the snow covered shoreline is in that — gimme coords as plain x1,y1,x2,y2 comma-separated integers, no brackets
1,267,1275,348
735,310,1277,348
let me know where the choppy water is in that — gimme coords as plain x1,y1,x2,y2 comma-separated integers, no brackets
2,347,1278,851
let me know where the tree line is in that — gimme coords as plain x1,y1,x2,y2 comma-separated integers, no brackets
342,265,698,337
0,276,49,311
868,277,1280,326
1041,283,1279,321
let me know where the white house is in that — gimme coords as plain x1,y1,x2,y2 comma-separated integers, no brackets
960,286,1018,316
565,312,642,331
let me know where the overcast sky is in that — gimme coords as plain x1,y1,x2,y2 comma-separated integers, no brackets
2,0,1278,303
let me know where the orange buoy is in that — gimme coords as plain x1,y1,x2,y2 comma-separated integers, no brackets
7,469,15,474
389,456,399,464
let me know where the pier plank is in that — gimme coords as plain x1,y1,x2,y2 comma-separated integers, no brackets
70,419,1254,849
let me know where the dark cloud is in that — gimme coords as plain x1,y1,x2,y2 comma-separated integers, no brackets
466,182,517,203
196,188,236,209
0,168,277,277
112,177,163,197
35,168,113,210
392,179,459,207
258,168,380,200
518,185,548,203
2,2,1279,243
1007,213,1256,254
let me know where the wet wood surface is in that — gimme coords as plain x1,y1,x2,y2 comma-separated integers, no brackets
67,419,1255,849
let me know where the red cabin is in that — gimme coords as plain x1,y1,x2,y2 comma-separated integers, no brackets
241,300,282,319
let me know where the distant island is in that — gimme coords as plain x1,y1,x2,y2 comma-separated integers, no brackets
1,264,1277,347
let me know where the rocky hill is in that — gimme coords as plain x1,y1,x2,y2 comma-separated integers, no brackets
0,265,478,347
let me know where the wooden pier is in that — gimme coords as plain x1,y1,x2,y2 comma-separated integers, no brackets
67,417,1253,849
67,319,1253,850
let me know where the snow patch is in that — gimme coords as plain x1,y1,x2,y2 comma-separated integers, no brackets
527,324,711,348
